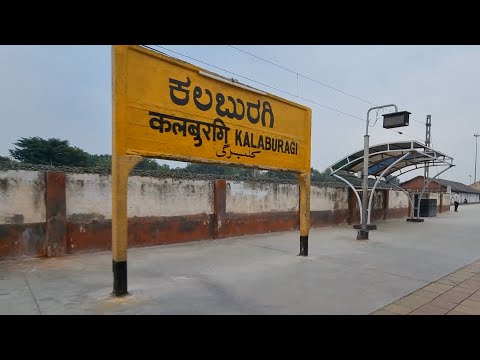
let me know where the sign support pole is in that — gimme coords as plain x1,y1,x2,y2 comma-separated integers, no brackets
111,154,141,297
297,172,311,256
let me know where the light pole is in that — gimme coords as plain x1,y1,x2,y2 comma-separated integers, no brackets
356,106,411,239
475,133,479,183
357,104,398,240
470,175,472,184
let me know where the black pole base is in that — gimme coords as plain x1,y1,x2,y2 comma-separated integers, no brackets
298,235,308,256
357,229,369,240
353,224,377,230
112,260,128,297
406,218,425,222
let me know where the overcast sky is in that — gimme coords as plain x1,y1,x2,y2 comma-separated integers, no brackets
1,45,479,185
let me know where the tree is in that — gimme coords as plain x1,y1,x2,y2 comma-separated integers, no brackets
183,162,254,177
262,169,296,180
88,154,112,169
87,155,170,172
134,158,161,171
9,137,91,167
311,167,330,182
0,155,11,163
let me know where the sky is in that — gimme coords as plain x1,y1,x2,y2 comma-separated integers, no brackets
0,45,479,185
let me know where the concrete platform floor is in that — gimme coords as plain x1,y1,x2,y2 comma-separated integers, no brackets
1,204,479,315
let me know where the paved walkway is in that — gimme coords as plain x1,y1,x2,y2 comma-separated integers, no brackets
372,259,480,315
1,204,479,314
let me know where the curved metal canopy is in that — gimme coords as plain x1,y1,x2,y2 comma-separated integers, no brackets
328,141,454,225
329,141,453,179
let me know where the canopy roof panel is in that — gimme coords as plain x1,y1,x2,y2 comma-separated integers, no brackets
329,141,453,179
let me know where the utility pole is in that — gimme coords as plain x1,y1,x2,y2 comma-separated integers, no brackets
475,133,479,183
424,115,432,188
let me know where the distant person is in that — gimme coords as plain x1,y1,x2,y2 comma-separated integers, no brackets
453,192,460,212
464,198,468,204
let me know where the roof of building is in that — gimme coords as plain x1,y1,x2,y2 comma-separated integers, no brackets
435,178,480,194
400,176,480,194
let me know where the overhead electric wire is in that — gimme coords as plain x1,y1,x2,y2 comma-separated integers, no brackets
146,45,426,144
227,45,427,127
228,45,378,107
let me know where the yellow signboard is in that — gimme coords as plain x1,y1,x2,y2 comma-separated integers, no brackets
111,45,313,295
113,45,311,172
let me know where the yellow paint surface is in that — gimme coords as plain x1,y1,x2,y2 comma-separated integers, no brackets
113,45,311,172
297,172,311,236
111,154,141,262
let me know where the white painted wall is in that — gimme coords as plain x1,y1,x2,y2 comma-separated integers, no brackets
127,176,213,217
3,168,417,226
66,174,111,220
388,190,410,209
458,193,480,204
442,193,450,206
226,182,350,214
310,186,348,211
66,174,213,220
428,192,440,202
470,193,480,203
226,181,298,213
0,170,45,224
372,191,384,209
